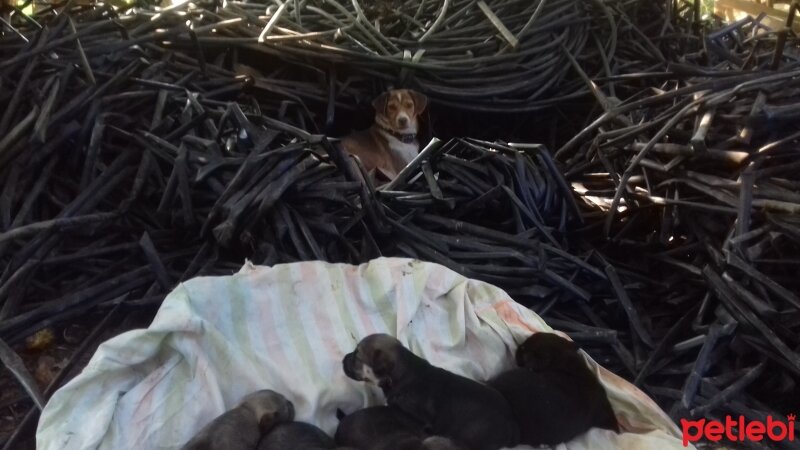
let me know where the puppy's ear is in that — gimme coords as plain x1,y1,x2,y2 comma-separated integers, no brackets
565,339,579,352
514,339,532,366
514,348,531,367
258,412,277,434
372,92,389,115
373,349,396,389
378,377,392,390
409,90,428,116
372,349,394,374
514,349,526,367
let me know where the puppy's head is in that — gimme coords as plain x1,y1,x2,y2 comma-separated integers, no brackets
342,334,410,390
372,89,428,132
238,389,295,434
515,332,579,370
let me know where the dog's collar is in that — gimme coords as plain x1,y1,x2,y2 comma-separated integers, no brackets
377,124,417,144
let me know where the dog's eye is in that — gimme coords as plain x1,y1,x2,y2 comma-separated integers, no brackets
403,102,413,109
388,104,398,110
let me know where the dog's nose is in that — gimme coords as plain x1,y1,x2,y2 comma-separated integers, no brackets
398,116,408,127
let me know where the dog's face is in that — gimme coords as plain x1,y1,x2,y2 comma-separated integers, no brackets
342,334,406,389
238,389,295,434
515,332,578,370
372,89,428,132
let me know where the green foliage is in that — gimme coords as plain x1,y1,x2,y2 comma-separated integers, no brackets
16,0,34,16
702,0,715,16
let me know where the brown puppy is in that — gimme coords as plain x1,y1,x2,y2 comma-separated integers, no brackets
489,333,619,447
342,334,519,450
341,89,428,181
179,390,294,450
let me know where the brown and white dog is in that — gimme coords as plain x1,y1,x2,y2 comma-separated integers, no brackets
341,89,428,181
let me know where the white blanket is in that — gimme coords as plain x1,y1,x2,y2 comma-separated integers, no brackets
36,258,693,450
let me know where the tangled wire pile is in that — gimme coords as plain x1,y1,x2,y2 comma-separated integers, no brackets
1,0,677,116
159,0,622,112
553,6,800,433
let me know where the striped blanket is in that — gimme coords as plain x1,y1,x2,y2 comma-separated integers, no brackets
37,258,693,450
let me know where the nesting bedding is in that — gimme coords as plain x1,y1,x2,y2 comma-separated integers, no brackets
36,258,694,450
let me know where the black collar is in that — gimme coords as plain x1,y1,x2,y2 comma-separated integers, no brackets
377,124,417,144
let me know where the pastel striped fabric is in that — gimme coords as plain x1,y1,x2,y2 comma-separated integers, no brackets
36,258,694,450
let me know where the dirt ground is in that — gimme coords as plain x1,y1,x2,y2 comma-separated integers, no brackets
0,308,155,448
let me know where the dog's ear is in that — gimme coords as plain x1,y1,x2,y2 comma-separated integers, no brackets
514,348,525,367
258,411,277,434
372,92,389,114
565,339,579,352
515,347,535,368
371,348,394,376
409,90,428,115
378,376,393,390
371,348,395,389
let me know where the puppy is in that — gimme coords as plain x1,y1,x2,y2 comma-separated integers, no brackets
335,405,426,450
341,89,428,181
180,389,294,450
488,333,619,447
258,421,350,450
421,436,466,449
336,406,465,450
342,334,519,450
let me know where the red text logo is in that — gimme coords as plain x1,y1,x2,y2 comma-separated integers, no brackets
681,414,795,447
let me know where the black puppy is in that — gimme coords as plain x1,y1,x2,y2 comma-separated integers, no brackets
258,421,356,450
336,405,425,450
336,406,466,450
489,332,619,446
180,390,294,450
342,334,519,450
420,436,466,449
